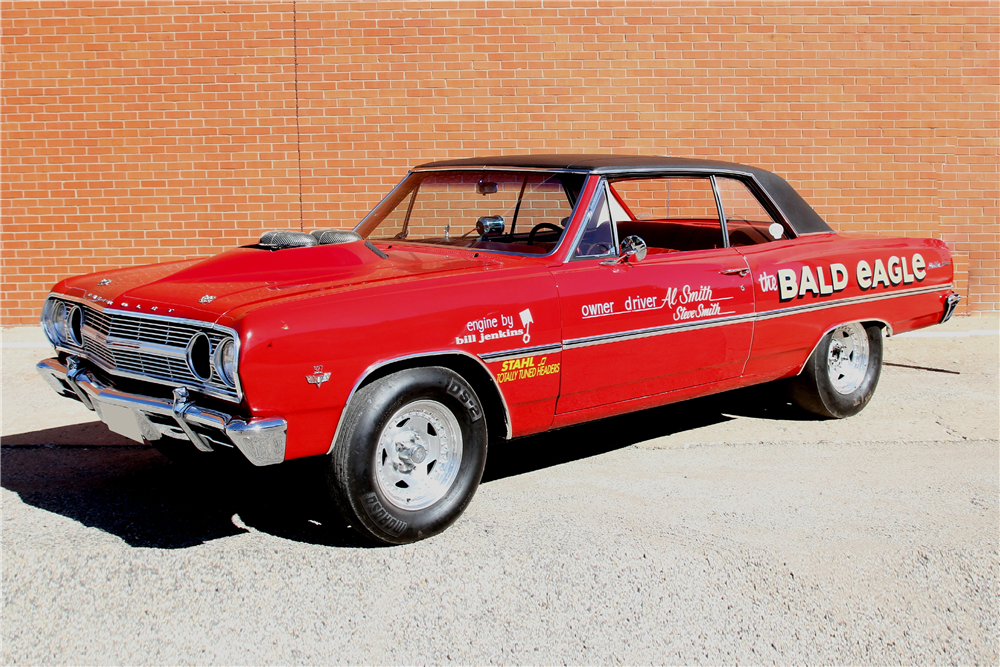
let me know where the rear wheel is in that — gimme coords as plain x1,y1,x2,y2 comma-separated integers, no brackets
787,322,883,418
327,367,488,544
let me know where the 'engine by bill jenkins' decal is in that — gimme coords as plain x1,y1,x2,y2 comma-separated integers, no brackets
775,253,927,302
457,309,533,345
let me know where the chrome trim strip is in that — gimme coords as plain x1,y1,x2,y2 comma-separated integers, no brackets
592,168,797,236
480,344,563,363
565,312,757,349
412,166,591,174
754,283,949,322
106,336,189,359
353,172,413,232
56,293,236,332
564,283,951,350
709,174,729,247
327,350,514,454
568,178,616,261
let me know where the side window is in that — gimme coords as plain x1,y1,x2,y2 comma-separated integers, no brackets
573,183,615,258
608,177,724,253
715,177,789,245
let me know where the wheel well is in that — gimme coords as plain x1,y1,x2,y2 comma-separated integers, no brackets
356,354,510,442
796,319,892,376
861,319,892,336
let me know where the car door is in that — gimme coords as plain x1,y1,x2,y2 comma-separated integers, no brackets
551,177,755,414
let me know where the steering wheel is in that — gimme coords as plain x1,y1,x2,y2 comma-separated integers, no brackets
527,222,563,246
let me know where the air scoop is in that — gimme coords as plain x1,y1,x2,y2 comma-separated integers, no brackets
311,229,363,245
259,230,317,250
258,229,365,250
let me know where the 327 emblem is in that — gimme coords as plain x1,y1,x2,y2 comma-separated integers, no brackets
306,365,331,388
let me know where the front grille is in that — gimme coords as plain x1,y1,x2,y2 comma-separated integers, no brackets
108,314,201,348
55,299,239,402
83,336,116,367
84,307,112,337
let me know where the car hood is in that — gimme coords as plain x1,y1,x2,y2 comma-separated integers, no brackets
57,242,507,323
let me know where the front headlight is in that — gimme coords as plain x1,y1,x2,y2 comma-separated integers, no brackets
41,298,60,345
214,338,237,387
41,299,83,348
186,332,213,381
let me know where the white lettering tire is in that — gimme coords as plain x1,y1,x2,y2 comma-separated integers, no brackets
787,322,883,419
326,367,488,544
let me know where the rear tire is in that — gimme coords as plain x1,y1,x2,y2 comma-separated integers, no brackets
787,322,883,419
327,367,488,544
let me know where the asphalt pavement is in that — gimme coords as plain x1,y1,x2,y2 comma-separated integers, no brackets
2,316,997,664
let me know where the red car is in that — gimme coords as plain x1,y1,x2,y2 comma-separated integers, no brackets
36,155,959,543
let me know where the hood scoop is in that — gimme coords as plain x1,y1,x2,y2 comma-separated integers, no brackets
259,230,317,250
312,229,363,245
257,229,364,250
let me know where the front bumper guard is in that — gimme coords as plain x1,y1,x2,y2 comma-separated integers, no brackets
36,357,286,466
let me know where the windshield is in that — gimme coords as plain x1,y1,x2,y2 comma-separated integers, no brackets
355,170,586,256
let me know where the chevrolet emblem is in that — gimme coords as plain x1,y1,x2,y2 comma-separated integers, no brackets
306,371,331,388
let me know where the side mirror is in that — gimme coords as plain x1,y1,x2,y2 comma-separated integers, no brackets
603,235,647,265
476,215,505,237
620,235,647,262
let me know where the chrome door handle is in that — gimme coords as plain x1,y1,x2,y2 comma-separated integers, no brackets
720,268,750,277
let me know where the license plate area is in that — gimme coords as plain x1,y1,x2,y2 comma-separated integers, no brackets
97,402,145,443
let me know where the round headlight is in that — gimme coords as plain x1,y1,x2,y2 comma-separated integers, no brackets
186,333,212,381
52,302,70,344
66,305,84,347
41,298,60,345
214,338,237,387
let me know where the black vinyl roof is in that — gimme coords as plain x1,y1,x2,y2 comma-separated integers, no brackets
415,154,833,235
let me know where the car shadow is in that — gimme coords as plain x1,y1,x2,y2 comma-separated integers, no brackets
2,383,818,549
482,383,819,482
1,439,368,550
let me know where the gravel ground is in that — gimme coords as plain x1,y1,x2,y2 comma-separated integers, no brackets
2,317,997,664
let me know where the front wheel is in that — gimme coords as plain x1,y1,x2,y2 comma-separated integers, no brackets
787,322,883,419
327,367,488,544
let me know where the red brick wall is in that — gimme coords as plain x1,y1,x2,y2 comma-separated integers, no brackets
2,0,997,324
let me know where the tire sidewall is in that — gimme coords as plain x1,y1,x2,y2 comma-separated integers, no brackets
337,367,487,544
812,323,883,418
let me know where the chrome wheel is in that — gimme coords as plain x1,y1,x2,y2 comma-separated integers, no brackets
826,323,870,395
374,399,463,511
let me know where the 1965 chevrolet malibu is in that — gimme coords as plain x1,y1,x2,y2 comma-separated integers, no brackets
36,155,960,543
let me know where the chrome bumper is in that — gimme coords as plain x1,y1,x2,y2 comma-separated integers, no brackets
941,291,961,323
36,357,286,466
